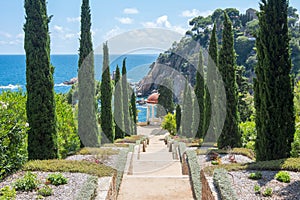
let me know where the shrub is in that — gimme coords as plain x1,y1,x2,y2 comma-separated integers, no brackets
161,113,176,136
254,185,260,194
56,94,80,159
213,168,238,200
37,185,53,197
248,172,262,180
186,150,201,200
115,149,129,193
0,91,28,180
47,173,68,186
75,175,97,200
13,172,39,191
275,171,290,183
0,186,16,200
239,120,256,150
262,187,273,197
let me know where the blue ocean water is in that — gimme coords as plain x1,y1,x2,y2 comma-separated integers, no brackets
0,54,157,122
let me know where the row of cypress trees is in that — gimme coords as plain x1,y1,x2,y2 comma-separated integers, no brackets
24,0,137,160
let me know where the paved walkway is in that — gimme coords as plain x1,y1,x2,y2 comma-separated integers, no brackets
117,126,194,200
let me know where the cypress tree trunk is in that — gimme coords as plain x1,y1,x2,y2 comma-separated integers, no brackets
130,92,137,135
122,58,131,136
182,82,193,138
78,0,99,147
114,65,124,139
176,104,181,134
255,0,295,161
206,24,218,142
217,12,241,148
194,50,205,138
25,0,58,159
100,43,114,143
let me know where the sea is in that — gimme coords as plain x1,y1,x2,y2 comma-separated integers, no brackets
0,54,158,122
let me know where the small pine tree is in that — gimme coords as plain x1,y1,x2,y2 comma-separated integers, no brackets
130,91,137,135
176,104,181,134
121,58,131,136
217,12,241,148
182,82,193,138
100,43,114,143
78,0,99,147
25,0,58,159
114,65,124,139
194,50,205,138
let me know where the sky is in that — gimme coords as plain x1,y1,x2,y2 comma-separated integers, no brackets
0,0,299,54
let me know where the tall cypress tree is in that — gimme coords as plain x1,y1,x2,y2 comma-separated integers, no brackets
217,12,241,148
78,0,99,147
130,92,137,135
25,0,58,159
182,82,193,138
194,50,205,138
255,0,295,161
114,65,124,139
176,104,181,134
157,78,174,117
100,43,114,143
206,24,219,142
122,58,131,136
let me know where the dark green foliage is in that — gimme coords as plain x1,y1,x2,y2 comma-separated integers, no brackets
78,0,99,147
218,12,241,148
236,66,253,122
182,82,193,138
175,104,181,134
213,168,238,200
235,36,255,66
0,91,28,180
24,0,58,159
130,92,137,135
254,0,295,161
114,65,124,139
100,43,114,143
157,78,174,117
56,94,80,158
47,173,68,186
13,172,38,191
194,50,205,139
121,58,131,136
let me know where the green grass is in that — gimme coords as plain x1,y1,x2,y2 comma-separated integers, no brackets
102,143,129,148
76,147,119,156
203,157,300,176
22,160,116,177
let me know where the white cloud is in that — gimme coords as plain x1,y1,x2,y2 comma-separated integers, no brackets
0,31,12,38
64,33,76,39
142,15,171,28
103,26,122,40
67,17,81,23
16,33,24,39
181,9,213,18
123,8,139,14
116,17,133,24
54,25,63,32
142,15,186,35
